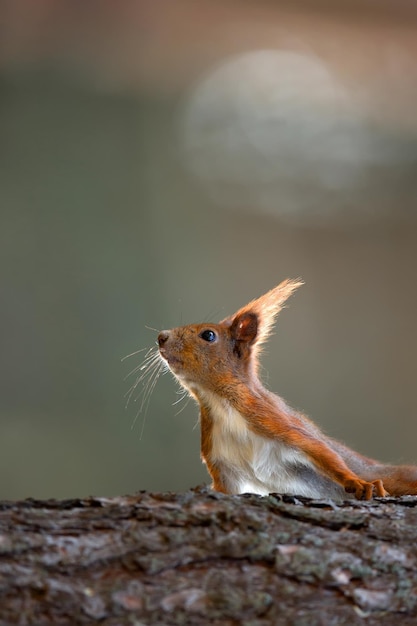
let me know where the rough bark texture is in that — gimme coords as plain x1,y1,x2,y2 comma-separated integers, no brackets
1,488,417,625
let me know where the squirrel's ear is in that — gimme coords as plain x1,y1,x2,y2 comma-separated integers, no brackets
222,279,303,350
230,312,258,345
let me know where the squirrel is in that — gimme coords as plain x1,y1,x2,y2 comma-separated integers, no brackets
157,279,417,500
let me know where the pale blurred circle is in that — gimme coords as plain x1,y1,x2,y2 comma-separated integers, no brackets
180,50,410,225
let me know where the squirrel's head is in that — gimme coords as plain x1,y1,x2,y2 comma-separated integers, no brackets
158,279,302,397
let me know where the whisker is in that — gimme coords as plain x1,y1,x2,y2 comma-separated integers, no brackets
130,358,166,437
123,348,159,381
201,306,222,323
137,365,164,438
127,361,160,405
124,348,160,407
124,361,147,382
137,359,163,412
122,334,169,442
123,335,188,441
121,347,149,362
145,325,160,333
172,389,187,406
174,392,191,417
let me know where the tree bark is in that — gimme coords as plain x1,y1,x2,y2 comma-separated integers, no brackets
1,488,417,625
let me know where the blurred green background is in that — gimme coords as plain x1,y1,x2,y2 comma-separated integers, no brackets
1,0,417,499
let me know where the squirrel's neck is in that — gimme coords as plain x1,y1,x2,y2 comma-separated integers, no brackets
188,375,287,430
189,376,262,409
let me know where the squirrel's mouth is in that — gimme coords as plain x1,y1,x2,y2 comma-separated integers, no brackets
159,350,183,370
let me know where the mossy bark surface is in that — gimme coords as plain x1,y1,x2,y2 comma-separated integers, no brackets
1,488,417,625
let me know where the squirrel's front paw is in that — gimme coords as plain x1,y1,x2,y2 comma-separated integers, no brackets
344,478,387,500
370,479,389,497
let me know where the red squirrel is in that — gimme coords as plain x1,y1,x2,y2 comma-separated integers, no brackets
157,279,417,500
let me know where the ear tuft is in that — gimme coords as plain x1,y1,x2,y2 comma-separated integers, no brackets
221,278,303,355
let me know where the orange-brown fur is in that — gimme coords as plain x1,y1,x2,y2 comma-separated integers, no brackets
158,280,417,500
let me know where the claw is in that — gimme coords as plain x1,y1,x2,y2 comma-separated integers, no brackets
372,479,389,497
344,478,385,500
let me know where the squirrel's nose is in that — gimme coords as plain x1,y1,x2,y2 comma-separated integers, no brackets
158,330,170,347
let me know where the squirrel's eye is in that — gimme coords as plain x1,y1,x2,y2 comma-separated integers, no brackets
200,329,217,342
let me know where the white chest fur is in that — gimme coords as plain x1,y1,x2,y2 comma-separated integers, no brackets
198,389,327,498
